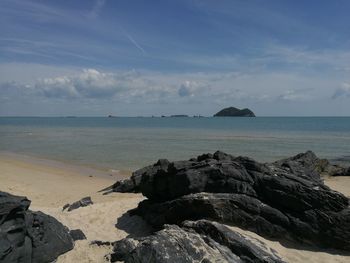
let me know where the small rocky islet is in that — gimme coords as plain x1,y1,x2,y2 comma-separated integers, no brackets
213,107,256,117
1,151,350,262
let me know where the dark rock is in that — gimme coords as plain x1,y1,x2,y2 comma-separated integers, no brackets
107,179,136,193
214,107,255,117
62,203,70,211
90,240,113,246
111,239,138,262
69,229,86,241
65,196,93,212
28,211,74,262
102,159,170,195
272,151,324,183
182,220,284,262
170,115,189,117
272,150,350,179
331,167,350,176
132,192,350,250
115,151,350,250
131,193,291,234
0,191,73,263
111,220,284,263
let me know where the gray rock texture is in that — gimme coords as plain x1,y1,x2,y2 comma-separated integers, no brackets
0,191,73,263
63,196,93,212
109,151,350,250
111,220,285,263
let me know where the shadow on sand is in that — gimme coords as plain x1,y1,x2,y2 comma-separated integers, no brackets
115,212,154,238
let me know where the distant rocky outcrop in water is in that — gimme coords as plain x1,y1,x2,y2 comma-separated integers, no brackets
106,150,350,260
214,107,255,117
0,191,74,263
170,114,189,117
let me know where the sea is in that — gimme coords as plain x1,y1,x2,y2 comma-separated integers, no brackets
0,117,349,173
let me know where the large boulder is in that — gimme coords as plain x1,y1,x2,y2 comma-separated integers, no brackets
111,220,284,263
0,191,74,263
110,151,350,250
131,192,350,250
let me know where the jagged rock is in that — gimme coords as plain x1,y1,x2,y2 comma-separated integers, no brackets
131,192,350,250
272,150,350,179
104,151,350,196
111,239,139,262
271,151,324,183
63,196,93,212
182,220,283,262
102,159,170,194
90,240,113,246
0,191,73,263
111,220,284,263
110,179,135,193
62,203,70,211
214,107,256,117
331,167,350,176
69,229,86,241
112,151,350,250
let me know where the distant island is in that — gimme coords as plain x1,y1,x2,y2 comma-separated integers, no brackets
214,107,255,117
170,115,189,117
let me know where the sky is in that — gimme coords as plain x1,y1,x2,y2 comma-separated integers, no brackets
1,0,350,116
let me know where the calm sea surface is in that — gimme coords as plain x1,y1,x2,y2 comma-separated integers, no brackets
0,117,349,172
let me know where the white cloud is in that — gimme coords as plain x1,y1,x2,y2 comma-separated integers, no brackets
0,68,337,103
178,81,202,97
278,88,313,102
332,83,350,99
262,45,350,72
34,69,148,99
1,65,349,116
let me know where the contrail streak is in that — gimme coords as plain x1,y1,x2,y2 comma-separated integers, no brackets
119,26,147,55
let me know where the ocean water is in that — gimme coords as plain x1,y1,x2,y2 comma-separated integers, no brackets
0,117,349,172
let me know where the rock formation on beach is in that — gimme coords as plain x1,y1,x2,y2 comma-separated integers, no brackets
106,150,350,261
112,220,285,263
63,196,93,212
0,191,74,263
69,229,87,241
214,107,256,117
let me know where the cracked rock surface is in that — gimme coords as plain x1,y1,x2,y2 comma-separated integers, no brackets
108,151,350,252
111,220,285,263
0,191,74,263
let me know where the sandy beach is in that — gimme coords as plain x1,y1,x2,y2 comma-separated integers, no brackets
1,152,349,263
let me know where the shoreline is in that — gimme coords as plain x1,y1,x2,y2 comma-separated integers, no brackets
0,151,133,178
1,151,349,205
0,152,131,207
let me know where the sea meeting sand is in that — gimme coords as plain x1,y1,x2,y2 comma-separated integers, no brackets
0,152,350,262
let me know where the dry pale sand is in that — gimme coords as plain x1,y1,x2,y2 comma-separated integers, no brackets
0,153,147,262
0,152,349,263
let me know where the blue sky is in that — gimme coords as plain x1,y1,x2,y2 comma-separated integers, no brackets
1,0,350,116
